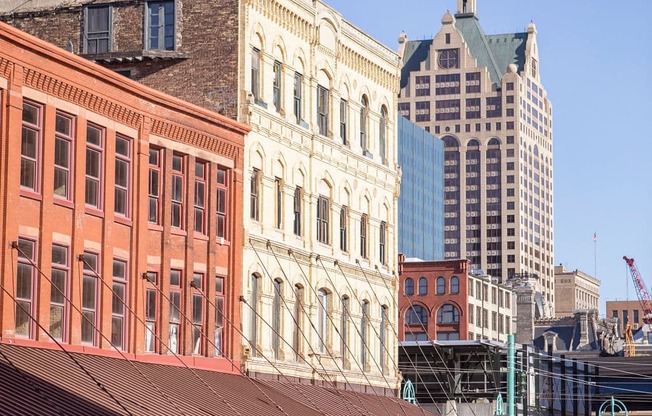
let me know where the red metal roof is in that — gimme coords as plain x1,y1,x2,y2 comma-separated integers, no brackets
0,343,432,416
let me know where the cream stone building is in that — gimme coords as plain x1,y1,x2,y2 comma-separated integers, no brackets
398,0,555,315
241,0,402,392
467,273,514,342
554,265,600,317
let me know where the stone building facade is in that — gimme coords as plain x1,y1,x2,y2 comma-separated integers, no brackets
1,0,403,393
0,21,247,370
607,300,645,333
554,265,600,318
397,0,555,315
398,256,513,343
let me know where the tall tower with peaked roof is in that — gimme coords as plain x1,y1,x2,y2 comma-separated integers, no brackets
398,1,555,318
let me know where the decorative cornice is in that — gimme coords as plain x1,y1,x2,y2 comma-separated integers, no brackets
23,68,143,127
150,119,239,160
0,57,9,78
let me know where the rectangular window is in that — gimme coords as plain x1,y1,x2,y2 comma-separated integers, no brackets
317,85,329,136
435,99,461,121
148,148,161,224
215,276,225,356
340,99,348,144
293,186,302,236
216,167,228,239
171,154,184,229
21,101,42,192
54,112,74,200
360,214,368,259
466,72,481,93
466,98,480,119
250,168,260,221
340,206,348,252
191,273,204,355
194,161,207,234
114,136,131,217
273,61,282,112
435,74,460,95
81,252,99,345
16,238,36,338
145,272,158,353
316,196,330,244
486,97,502,118
169,269,182,354
379,221,387,265
398,102,410,119
415,75,430,96
147,1,175,51
274,178,283,228
251,48,260,101
85,124,104,209
293,72,303,123
84,6,111,53
112,259,127,350
50,245,69,341
415,101,430,122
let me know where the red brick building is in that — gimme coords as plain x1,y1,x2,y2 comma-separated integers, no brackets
0,22,247,371
398,255,514,342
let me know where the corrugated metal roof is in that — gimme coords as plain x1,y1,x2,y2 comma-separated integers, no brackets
0,343,432,415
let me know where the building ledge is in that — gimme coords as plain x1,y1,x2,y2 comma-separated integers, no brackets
82,50,189,64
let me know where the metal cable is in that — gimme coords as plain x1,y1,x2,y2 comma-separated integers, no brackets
249,239,370,416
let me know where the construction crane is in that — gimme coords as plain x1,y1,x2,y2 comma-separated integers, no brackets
623,256,652,324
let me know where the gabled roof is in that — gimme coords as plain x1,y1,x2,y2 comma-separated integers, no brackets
0,342,430,416
400,15,528,88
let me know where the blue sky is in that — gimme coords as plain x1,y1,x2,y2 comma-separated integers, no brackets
325,0,652,315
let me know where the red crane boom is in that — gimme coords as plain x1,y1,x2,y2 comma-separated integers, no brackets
623,256,652,324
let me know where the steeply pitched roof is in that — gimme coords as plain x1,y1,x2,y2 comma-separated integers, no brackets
400,15,528,88
0,342,430,416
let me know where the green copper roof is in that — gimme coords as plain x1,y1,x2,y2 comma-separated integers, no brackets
400,15,528,88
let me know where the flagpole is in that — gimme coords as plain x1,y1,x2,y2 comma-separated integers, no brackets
593,232,597,279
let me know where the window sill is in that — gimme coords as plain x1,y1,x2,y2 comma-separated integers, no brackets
217,237,231,246
254,99,268,109
84,207,104,218
148,223,164,232
170,228,187,237
114,216,133,227
193,232,209,241
20,189,42,201
298,119,309,129
53,198,74,209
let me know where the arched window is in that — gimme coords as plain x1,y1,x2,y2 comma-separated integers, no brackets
450,276,460,294
436,277,446,295
360,300,369,369
405,305,428,327
418,277,428,295
360,95,368,152
379,106,388,163
341,296,350,368
437,304,460,324
293,284,304,359
250,274,260,356
380,305,388,374
405,278,414,296
272,279,282,359
317,289,329,352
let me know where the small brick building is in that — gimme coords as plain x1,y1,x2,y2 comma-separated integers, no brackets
398,255,513,342
0,21,247,371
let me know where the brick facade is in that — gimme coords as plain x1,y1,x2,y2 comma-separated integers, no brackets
0,21,247,371
1,0,241,119
398,255,514,342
